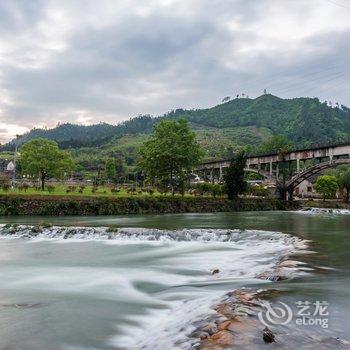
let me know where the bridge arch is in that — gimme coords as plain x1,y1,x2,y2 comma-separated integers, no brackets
244,168,275,181
286,159,350,191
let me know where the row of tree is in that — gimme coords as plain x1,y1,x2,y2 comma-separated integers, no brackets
16,118,270,199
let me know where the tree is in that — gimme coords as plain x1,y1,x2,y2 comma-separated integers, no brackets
105,158,117,182
222,96,230,103
314,175,338,201
337,166,350,203
259,135,293,154
224,150,247,200
20,138,74,190
139,119,203,194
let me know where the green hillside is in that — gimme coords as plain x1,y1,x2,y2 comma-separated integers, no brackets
2,94,350,171
165,94,350,146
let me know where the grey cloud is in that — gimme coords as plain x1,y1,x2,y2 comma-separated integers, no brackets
0,0,350,141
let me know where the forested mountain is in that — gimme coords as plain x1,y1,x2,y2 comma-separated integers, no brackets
2,115,155,150
164,94,350,146
2,94,350,166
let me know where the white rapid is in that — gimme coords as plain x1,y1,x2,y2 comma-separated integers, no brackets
0,225,309,349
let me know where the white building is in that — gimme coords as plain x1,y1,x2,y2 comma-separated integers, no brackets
6,161,15,172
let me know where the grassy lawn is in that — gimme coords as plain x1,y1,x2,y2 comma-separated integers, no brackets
0,185,202,198
0,185,142,197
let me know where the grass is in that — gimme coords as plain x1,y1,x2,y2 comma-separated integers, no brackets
0,185,203,198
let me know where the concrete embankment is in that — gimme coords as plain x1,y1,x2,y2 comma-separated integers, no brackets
0,195,299,216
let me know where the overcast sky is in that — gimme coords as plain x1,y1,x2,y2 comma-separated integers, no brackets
0,0,349,142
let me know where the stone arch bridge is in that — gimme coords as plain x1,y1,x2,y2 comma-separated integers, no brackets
196,143,350,199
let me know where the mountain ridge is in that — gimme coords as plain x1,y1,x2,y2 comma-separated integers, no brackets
2,95,350,163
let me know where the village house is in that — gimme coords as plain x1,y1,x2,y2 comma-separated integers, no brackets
0,159,15,176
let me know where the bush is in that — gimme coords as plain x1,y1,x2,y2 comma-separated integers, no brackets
78,185,85,193
0,174,11,191
192,183,223,197
46,185,55,193
147,188,154,195
66,185,77,193
110,187,120,194
249,184,269,197
18,183,30,192
210,183,224,198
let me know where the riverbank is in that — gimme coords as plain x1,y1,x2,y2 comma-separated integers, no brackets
300,199,350,209
0,195,299,215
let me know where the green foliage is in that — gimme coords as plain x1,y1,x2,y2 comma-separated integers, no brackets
0,174,11,191
314,175,339,201
21,138,74,190
336,166,350,203
46,185,55,193
105,158,117,182
210,183,223,197
193,183,223,197
0,195,298,215
245,171,263,180
224,151,248,200
248,184,269,197
259,135,293,154
139,119,203,193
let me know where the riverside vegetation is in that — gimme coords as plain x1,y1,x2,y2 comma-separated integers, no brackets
0,117,286,215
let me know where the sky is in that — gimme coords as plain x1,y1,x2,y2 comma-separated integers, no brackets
0,0,350,143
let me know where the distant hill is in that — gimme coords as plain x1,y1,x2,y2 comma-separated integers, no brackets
164,94,350,146
2,94,350,166
2,115,155,150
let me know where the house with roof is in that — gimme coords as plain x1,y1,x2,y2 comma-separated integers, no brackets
0,159,15,175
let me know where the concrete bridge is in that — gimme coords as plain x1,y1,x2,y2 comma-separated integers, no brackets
196,142,350,199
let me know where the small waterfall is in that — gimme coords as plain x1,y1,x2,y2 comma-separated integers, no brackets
0,224,307,247
299,207,350,215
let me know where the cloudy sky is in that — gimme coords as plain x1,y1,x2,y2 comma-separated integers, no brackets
0,0,349,142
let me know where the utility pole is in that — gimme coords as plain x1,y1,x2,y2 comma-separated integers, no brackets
12,134,20,187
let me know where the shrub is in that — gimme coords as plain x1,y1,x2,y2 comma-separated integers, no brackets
46,185,55,193
18,183,30,192
78,185,85,193
147,188,154,195
66,185,77,193
0,174,11,191
210,183,224,197
111,187,120,194
249,184,269,197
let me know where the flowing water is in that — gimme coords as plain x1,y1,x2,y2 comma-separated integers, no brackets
0,211,349,349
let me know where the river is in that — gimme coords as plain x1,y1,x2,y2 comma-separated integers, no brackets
0,210,349,349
